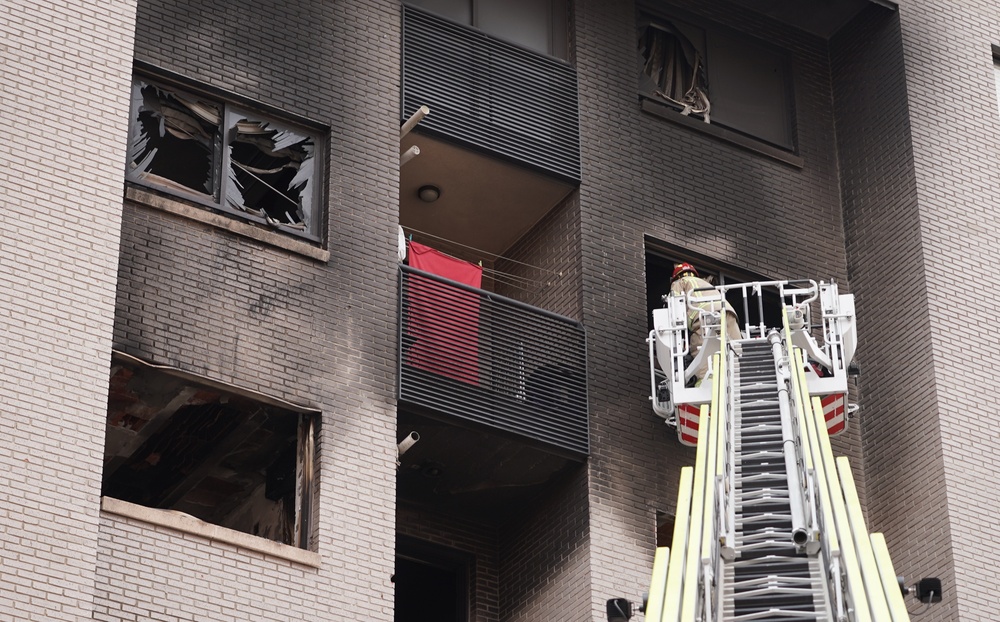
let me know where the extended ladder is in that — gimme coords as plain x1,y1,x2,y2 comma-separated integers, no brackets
642,281,911,622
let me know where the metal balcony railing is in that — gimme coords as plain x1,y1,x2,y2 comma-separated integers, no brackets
399,266,589,457
402,5,581,183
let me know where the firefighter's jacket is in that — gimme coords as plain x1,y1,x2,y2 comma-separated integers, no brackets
669,275,736,331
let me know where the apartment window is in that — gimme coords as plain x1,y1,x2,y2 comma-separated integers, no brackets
406,0,568,59
127,75,324,240
638,13,794,150
645,249,783,333
102,354,317,549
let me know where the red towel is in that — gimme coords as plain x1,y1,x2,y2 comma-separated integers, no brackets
407,242,482,385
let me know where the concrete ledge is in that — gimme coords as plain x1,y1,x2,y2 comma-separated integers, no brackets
125,186,331,262
101,496,322,568
641,99,804,168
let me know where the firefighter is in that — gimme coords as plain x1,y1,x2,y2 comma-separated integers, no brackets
669,263,743,382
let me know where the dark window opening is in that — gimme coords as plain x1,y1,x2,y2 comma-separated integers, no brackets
227,116,316,229
638,12,795,150
645,249,783,334
394,537,469,622
102,355,316,548
638,19,709,117
656,511,675,548
128,80,221,197
126,74,324,240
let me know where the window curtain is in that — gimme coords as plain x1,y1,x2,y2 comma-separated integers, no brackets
638,20,711,120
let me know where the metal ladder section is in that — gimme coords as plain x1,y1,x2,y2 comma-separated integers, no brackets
726,340,828,621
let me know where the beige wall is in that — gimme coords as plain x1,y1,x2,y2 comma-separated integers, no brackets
0,1,136,619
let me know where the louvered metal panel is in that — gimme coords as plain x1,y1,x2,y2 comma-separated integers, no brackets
399,266,589,457
402,6,582,182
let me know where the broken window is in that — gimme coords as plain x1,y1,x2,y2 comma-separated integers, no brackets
638,13,795,150
128,79,222,197
638,17,711,119
126,74,324,240
226,113,316,230
102,353,317,548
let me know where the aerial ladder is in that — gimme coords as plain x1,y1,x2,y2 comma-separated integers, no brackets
611,279,940,622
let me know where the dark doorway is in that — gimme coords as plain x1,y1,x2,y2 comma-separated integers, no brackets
394,537,469,622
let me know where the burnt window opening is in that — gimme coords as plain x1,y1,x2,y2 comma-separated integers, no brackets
638,18,710,119
128,80,222,197
126,74,324,241
227,116,315,230
637,12,795,150
644,249,783,334
102,355,317,549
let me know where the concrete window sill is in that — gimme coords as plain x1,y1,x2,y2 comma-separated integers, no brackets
641,99,803,168
101,496,322,568
125,186,331,263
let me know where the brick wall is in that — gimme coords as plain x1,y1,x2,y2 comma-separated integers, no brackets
499,467,591,621
838,1,1000,618
495,192,583,321
0,1,136,620
97,0,403,619
574,0,853,613
396,505,500,622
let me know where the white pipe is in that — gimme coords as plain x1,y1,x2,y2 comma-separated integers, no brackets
397,431,419,457
400,145,420,166
400,105,430,138
769,330,809,549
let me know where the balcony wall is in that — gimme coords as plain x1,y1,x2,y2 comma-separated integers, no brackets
399,266,589,458
402,5,581,182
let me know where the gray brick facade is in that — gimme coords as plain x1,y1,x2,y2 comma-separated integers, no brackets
3,0,999,620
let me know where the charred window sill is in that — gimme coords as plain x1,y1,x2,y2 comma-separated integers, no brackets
641,100,803,168
126,186,330,262
102,497,322,568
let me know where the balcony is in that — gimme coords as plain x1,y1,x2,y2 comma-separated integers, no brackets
398,266,588,459
402,5,581,183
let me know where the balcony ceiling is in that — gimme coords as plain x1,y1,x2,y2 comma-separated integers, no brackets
396,409,581,522
726,0,873,38
400,132,575,259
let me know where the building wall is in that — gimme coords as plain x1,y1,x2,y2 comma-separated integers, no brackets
0,1,136,620
830,3,951,614
495,192,583,321
396,505,500,622
499,467,591,622
97,0,403,619
574,0,854,614
844,1,1000,618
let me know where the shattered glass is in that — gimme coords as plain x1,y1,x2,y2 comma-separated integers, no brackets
127,79,222,197
226,116,315,230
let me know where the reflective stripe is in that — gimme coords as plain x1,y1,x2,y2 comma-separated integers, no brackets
677,403,701,446
822,393,847,436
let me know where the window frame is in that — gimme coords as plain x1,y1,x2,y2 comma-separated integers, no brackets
644,240,783,334
101,351,320,551
404,0,568,60
125,66,327,243
637,8,797,153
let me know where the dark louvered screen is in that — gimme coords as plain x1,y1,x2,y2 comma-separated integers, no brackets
399,266,589,457
402,5,581,182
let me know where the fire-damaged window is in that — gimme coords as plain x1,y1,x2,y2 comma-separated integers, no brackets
126,75,324,240
638,12,795,150
102,353,317,549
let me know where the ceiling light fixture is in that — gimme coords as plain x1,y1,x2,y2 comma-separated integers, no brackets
417,185,441,203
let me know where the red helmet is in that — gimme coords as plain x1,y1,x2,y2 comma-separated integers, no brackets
672,262,698,280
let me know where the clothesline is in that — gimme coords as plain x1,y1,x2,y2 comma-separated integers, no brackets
402,226,563,292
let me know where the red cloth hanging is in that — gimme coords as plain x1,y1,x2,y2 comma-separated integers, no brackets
406,241,483,385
